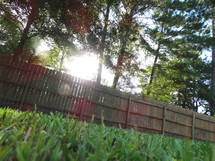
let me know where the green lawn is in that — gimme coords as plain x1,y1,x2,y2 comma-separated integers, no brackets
0,107,214,161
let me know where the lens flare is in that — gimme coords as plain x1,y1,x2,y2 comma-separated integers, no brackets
58,83,71,96
68,98,94,120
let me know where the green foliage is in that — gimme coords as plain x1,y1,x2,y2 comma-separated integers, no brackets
141,57,211,111
38,47,63,70
0,12,21,55
139,0,213,113
0,0,75,65
0,108,214,161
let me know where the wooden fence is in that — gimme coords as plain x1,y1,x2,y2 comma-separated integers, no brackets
0,58,215,142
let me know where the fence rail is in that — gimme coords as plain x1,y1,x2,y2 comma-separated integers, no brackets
0,59,215,142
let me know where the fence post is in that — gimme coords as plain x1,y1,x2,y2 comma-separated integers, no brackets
192,113,196,140
125,95,132,129
162,106,166,135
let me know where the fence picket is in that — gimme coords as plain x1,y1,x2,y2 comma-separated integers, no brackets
125,95,131,129
162,106,166,135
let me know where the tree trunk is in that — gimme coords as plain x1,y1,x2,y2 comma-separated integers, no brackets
211,18,215,116
96,1,111,84
112,47,125,89
13,20,32,61
111,8,137,89
13,1,38,61
147,43,161,95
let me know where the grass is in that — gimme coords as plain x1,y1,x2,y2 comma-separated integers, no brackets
0,107,215,161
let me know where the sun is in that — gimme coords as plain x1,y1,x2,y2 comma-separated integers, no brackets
64,55,98,80
64,54,114,86
37,40,114,84
37,40,50,52
36,41,113,83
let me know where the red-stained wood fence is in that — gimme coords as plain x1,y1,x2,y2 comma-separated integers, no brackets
0,58,215,142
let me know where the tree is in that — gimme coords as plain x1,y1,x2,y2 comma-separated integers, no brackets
110,0,154,89
79,0,119,84
3,0,39,57
140,0,212,113
140,23,165,95
96,0,113,84
201,0,215,115
0,0,80,69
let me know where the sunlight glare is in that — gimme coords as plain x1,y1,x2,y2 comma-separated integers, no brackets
37,40,50,52
64,55,98,80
